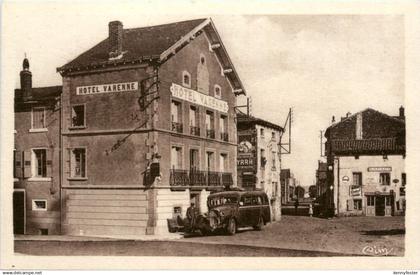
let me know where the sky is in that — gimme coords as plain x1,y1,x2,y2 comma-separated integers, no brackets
4,4,404,187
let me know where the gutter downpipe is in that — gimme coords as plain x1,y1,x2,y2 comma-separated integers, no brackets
336,156,340,217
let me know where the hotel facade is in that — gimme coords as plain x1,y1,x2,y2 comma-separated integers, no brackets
13,18,246,236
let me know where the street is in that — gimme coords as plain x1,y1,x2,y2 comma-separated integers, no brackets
14,216,404,256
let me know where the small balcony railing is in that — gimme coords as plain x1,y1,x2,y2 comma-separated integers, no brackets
206,129,215,139
171,122,183,133
170,169,233,187
190,126,200,136
220,132,229,142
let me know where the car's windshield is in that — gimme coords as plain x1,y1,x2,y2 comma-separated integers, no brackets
208,196,238,207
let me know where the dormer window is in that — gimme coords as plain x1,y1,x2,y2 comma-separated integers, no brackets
200,55,206,65
182,71,191,88
214,85,221,99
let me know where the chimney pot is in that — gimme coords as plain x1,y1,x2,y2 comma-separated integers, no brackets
108,21,123,58
20,57,32,100
399,106,405,118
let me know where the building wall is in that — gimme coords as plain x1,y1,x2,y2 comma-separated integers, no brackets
14,100,61,234
333,155,405,216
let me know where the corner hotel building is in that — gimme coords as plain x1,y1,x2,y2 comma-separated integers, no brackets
13,18,246,236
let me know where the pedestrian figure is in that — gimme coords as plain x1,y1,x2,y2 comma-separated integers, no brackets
186,202,197,232
294,199,299,215
309,203,313,217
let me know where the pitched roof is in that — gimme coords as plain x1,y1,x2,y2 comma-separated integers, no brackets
237,113,283,132
57,18,246,95
15,86,62,102
58,19,206,72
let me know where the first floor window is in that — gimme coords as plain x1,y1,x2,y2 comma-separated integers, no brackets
71,148,86,178
32,107,46,129
71,104,85,127
219,153,228,172
379,173,390,185
32,199,47,211
354,199,362,210
171,146,183,169
353,172,362,186
32,149,47,177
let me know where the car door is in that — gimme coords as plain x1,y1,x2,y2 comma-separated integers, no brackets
238,195,253,227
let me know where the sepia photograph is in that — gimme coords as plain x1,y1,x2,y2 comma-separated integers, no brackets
1,0,420,271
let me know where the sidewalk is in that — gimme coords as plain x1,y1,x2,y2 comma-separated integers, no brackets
15,233,182,242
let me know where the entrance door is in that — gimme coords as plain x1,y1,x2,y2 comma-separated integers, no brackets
13,190,25,234
375,196,385,216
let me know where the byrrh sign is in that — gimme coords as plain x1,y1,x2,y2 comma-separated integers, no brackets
170,83,228,113
76,82,138,95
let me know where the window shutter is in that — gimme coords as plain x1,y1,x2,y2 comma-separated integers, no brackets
46,149,53,177
15,151,23,178
23,151,32,178
347,199,354,211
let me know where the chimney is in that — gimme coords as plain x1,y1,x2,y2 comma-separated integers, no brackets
399,106,405,118
331,116,335,123
20,57,32,100
108,21,123,59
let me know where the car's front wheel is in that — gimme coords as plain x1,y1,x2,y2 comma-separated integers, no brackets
226,218,236,235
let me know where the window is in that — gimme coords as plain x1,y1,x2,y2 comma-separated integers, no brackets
182,71,191,88
189,149,199,170
189,106,200,136
200,55,206,65
171,146,183,169
367,196,375,206
402,173,406,186
385,196,391,206
32,149,47,178
214,85,221,99
31,107,46,130
219,115,228,141
205,111,215,138
379,173,390,185
260,149,266,168
70,148,86,178
219,153,228,172
271,132,276,140
271,151,276,170
32,199,47,211
173,206,182,219
71,104,85,127
206,151,215,171
260,128,264,138
352,172,362,186
354,199,362,210
171,101,182,133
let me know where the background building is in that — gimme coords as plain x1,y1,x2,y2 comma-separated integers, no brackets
13,58,62,235
236,113,283,220
324,107,406,217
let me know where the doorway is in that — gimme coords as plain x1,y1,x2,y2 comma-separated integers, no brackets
375,196,385,216
13,190,25,234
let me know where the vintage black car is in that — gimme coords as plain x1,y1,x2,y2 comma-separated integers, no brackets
198,190,271,235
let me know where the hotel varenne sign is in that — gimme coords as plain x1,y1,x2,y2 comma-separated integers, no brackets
76,82,139,95
170,83,228,113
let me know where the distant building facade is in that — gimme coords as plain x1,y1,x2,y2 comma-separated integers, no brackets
236,113,283,220
324,107,406,217
13,58,62,235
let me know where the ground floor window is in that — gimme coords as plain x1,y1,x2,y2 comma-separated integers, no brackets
367,196,375,206
354,199,362,210
385,196,391,206
32,199,47,211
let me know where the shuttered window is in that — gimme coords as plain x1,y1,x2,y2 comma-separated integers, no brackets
32,107,46,129
70,148,86,178
32,149,47,177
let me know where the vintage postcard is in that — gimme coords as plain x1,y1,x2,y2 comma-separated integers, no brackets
1,0,420,271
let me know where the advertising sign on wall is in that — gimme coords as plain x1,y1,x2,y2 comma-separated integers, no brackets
367,167,392,172
76,82,138,95
237,129,257,173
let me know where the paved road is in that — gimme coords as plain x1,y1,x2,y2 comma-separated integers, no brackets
14,240,354,257
14,216,404,256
